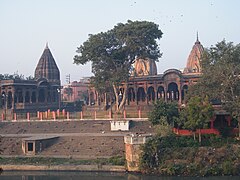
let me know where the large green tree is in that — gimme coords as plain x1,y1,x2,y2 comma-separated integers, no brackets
74,20,163,112
188,40,240,137
149,99,179,126
182,96,214,142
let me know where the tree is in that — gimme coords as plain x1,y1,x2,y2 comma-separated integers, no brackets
149,99,179,126
188,40,240,137
74,20,163,112
183,96,214,142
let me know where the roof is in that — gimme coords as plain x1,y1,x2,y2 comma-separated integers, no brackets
34,43,60,84
184,34,204,73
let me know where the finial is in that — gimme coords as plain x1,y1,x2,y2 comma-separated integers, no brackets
45,42,49,49
197,31,199,42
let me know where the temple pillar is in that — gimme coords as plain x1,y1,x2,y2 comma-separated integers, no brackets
178,83,182,104
145,83,148,105
23,89,26,103
134,86,138,105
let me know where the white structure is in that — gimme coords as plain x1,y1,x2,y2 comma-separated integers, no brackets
110,120,130,131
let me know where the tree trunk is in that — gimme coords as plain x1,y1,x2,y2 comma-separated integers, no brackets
112,84,119,112
118,83,128,111
238,116,240,138
198,129,202,143
112,83,128,113
193,131,196,141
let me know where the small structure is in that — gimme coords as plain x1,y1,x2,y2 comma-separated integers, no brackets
22,135,59,155
124,133,152,172
0,44,61,113
110,120,130,131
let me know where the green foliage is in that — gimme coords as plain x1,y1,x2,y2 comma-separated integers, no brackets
140,134,240,176
0,156,125,166
0,73,30,80
183,96,214,131
108,156,125,166
148,99,179,126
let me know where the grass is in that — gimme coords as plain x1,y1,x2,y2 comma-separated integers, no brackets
0,156,125,166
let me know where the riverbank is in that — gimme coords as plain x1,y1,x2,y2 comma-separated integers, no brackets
140,135,240,176
0,164,125,172
0,155,126,173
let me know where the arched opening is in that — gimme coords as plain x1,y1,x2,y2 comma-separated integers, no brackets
90,92,95,105
137,87,145,102
181,85,188,101
53,91,57,102
31,91,36,103
147,86,155,102
25,91,30,103
127,87,135,104
47,91,51,102
38,89,45,103
157,86,165,99
7,91,12,109
167,82,179,101
16,89,23,103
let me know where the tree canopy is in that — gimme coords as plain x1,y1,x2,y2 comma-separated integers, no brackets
148,99,179,126
74,20,163,111
0,74,34,80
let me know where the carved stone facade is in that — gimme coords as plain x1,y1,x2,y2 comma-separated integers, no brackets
133,58,157,76
0,44,61,113
184,34,204,73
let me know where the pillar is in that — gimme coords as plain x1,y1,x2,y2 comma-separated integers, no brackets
109,111,112,119
14,113,17,121
57,109,60,117
124,134,152,172
138,109,141,119
62,109,65,117
27,112,30,121
53,111,56,120
67,112,70,120
80,111,83,120
40,112,43,121
178,83,182,104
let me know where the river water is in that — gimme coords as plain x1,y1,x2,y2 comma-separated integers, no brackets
0,171,239,180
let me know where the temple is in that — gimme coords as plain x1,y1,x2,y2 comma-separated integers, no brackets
86,36,204,109
0,44,61,113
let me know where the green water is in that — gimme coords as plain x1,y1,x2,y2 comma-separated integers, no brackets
0,171,239,180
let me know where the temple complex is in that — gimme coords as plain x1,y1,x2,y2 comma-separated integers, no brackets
86,36,204,109
0,44,61,113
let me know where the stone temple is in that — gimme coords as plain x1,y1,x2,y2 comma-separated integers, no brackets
0,44,61,113
86,36,204,109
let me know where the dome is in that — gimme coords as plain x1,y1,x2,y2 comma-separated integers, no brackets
133,58,157,76
34,44,60,84
184,34,204,73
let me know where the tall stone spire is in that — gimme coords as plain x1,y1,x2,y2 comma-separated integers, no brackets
34,44,60,84
184,34,204,74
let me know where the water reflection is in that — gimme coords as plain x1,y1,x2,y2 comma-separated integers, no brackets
0,171,239,180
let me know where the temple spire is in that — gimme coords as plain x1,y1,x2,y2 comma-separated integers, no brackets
45,42,49,49
195,31,200,44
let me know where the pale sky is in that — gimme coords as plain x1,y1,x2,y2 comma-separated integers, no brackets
1,0,240,85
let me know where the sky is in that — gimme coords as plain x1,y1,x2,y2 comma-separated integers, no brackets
1,0,240,85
